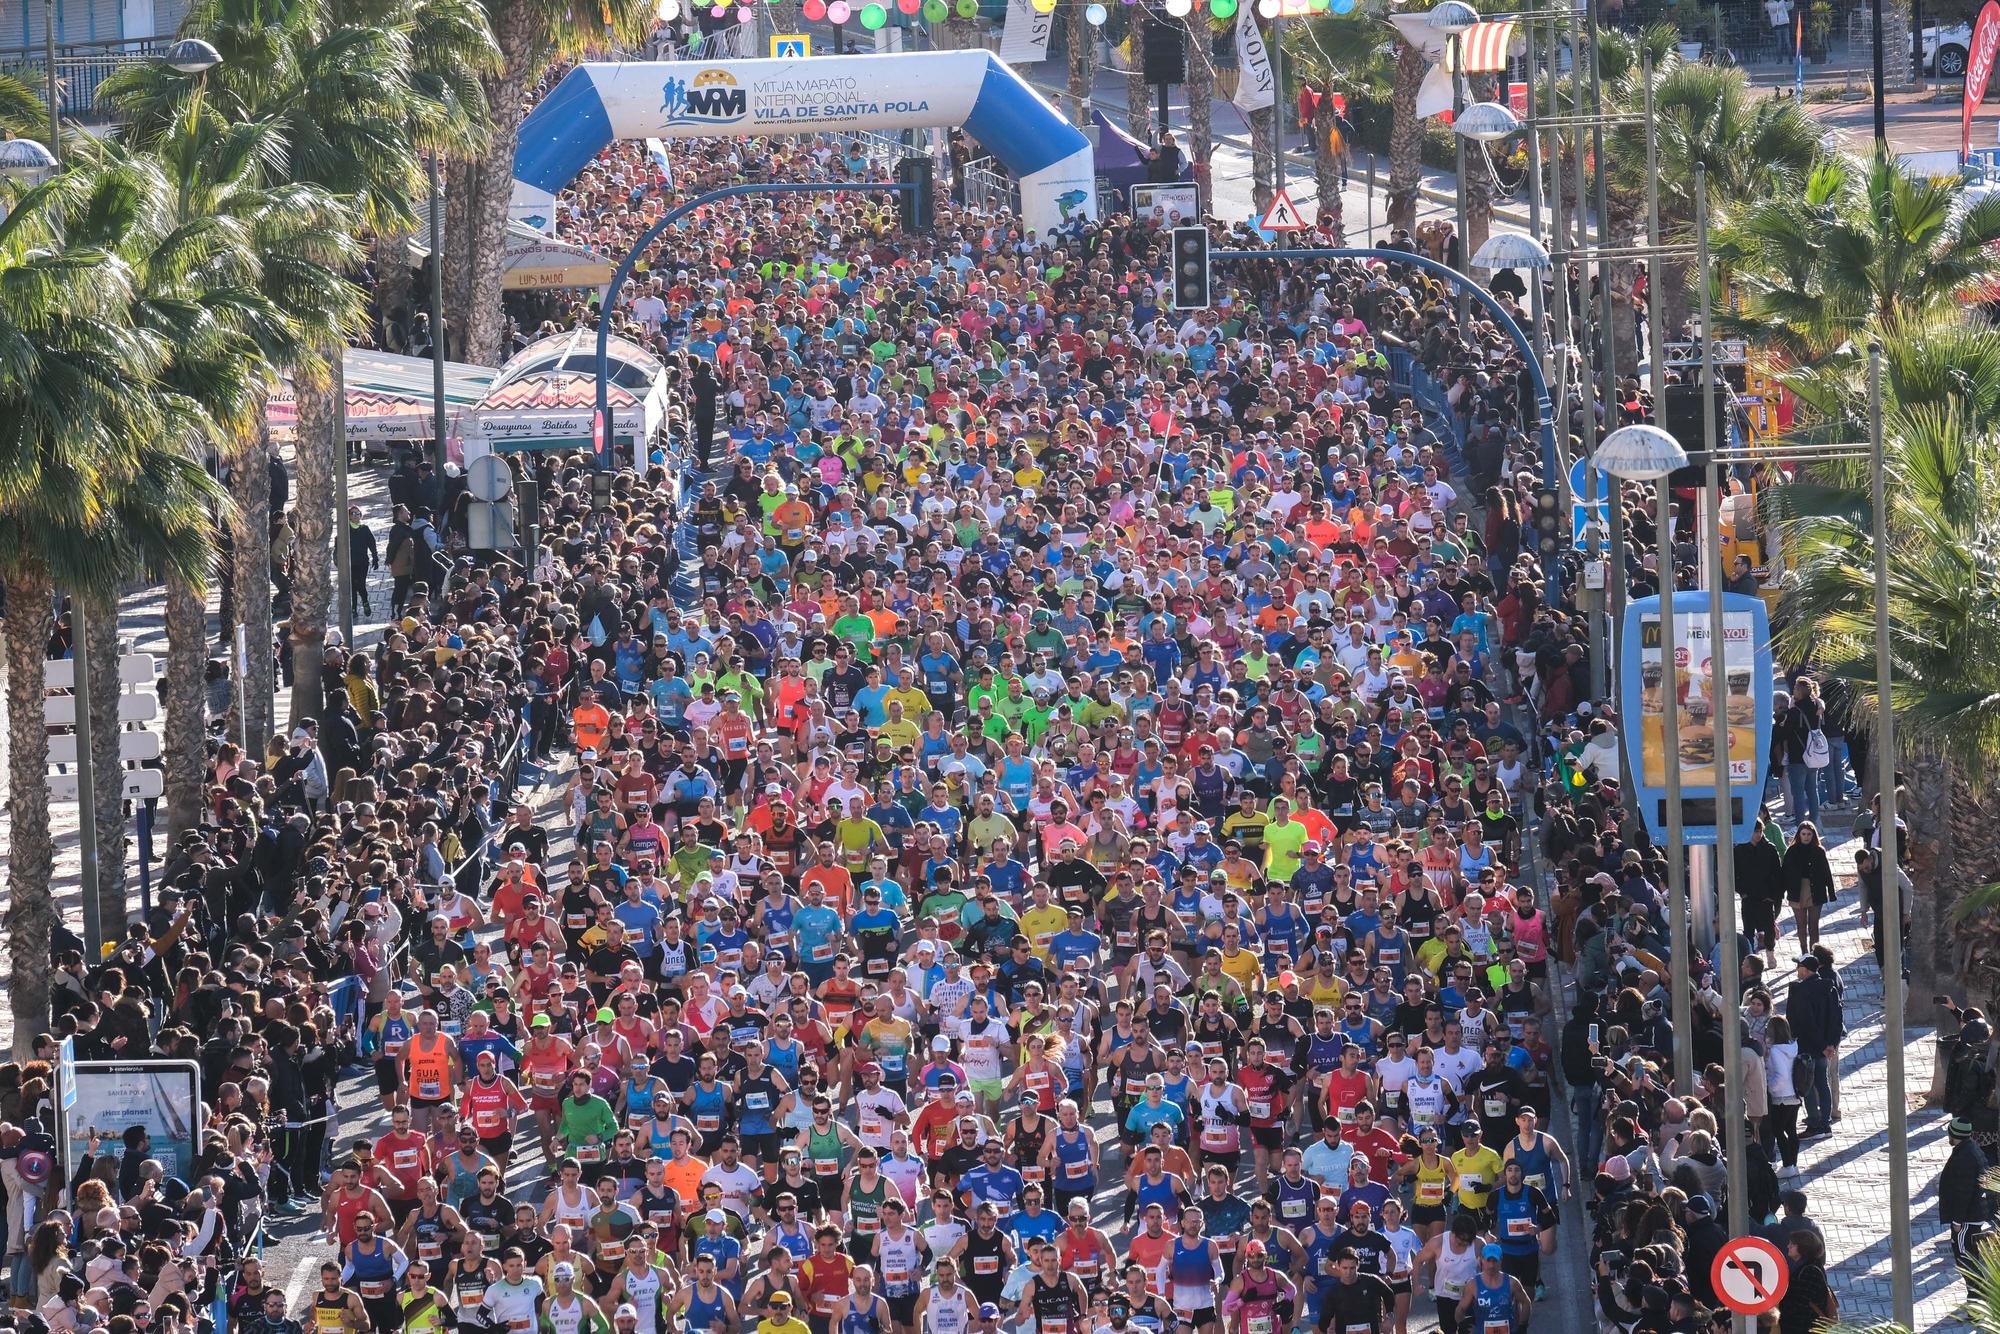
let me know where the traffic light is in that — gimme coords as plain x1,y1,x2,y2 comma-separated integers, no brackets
1533,485,1564,556
1171,226,1210,310
897,157,934,234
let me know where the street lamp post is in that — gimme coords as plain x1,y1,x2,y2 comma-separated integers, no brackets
1428,1,1478,328
1594,424,1694,1095
1869,341,1913,1328
1694,165,1751,1268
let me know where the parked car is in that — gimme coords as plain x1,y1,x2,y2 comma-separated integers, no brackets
1923,21,1972,78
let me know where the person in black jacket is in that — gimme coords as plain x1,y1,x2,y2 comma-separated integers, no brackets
1562,992,1608,1171
1941,1118,1997,1264
1783,956,1841,1137
1780,823,1835,952
1733,822,1785,962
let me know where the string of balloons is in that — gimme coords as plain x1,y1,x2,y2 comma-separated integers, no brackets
657,0,1355,33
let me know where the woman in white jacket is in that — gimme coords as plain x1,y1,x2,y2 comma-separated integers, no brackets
1764,1014,1803,1176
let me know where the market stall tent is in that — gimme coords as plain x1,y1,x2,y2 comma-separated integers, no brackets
466,328,669,470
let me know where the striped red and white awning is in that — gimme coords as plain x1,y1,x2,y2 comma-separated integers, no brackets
1444,19,1519,72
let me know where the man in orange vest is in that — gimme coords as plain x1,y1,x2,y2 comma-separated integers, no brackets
572,687,612,759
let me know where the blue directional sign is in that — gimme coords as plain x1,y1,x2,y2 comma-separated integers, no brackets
1569,455,1609,550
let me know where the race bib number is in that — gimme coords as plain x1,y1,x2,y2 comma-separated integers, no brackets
1416,1181,1445,1206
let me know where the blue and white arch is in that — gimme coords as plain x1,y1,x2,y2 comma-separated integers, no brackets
512,51,1096,236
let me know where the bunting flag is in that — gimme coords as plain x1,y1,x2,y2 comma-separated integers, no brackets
998,0,1053,63
1233,5,1274,113
1441,18,1518,72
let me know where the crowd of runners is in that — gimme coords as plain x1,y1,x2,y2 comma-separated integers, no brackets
14,114,1856,1334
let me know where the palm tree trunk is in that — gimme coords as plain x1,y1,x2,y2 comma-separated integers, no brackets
1464,141,1493,261
1387,37,1425,231
373,230,417,353
288,370,339,730
1126,53,1150,139
443,157,475,331
5,560,57,1056
85,589,126,947
1184,21,1212,203
1066,0,1095,124
1309,88,1340,228
945,14,980,50
228,439,275,755
1605,190,1643,370
1249,106,1276,215
162,572,208,841
465,12,542,369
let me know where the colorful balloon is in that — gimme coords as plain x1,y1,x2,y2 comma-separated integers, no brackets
827,0,849,19
860,2,886,26
1084,2,1107,22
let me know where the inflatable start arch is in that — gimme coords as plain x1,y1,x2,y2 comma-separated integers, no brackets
512,51,1098,236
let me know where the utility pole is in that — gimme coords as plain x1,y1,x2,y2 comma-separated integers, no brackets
429,150,448,473
1871,0,1887,151
333,349,353,644
70,601,102,962
1698,165,1751,1269
1870,343,1914,1328
44,0,58,162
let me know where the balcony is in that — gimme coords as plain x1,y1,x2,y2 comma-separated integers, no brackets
0,32,176,124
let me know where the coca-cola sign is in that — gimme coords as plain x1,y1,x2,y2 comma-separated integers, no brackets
1965,1,2000,159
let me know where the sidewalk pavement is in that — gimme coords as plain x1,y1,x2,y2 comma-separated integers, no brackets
1766,814,1964,1330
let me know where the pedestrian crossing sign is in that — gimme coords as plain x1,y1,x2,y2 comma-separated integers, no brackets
771,33,811,57
1258,188,1309,232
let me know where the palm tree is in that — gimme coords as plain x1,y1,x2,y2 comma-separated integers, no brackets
1769,324,2000,1002
1182,13,1213,204
1124,22,1150,140
1067,0,1096,126
1244,10,1278,215
0,161,173,1051
0,73,49,139
105,0,437,740
1720,153,2000,369
451,0,644,368
1384,29,1424,229
1602,59,1821,330
99,108,355,839
1288,11,1391,230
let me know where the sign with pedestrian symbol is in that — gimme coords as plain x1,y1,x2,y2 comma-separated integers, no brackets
1711,1237,1788,1316
1569,455,1610,550
1257,188,1309,232
771,33,811,57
